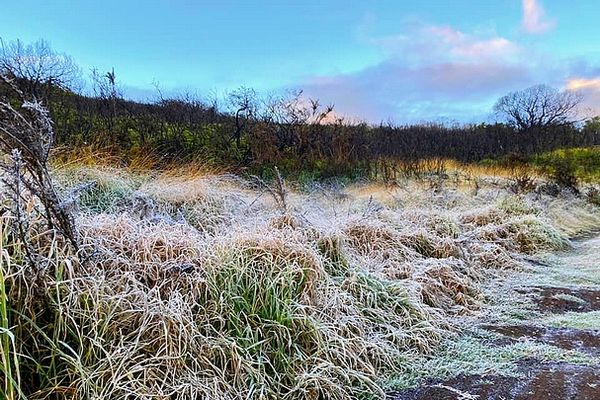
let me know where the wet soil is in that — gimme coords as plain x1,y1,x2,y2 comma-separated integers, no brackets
391,236,600,400
516,286,600,313
484,324,600,356
390,360,600,400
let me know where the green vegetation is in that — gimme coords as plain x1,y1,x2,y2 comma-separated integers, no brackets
532,147,600,183
551,293,587,305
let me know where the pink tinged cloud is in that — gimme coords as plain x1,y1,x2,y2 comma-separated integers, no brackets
522,0,555,34
566,78,600,91
565,77,600,118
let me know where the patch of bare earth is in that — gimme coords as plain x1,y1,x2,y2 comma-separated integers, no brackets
484,324,600,356
389,360,600,400
516,286,600,313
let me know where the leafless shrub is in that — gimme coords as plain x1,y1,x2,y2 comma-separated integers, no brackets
362,195,384,218
0,38,82,98
251,166,288,213
508,171,536,194
0,75,80,250
472,177,481,196
2,150,40,267
396,158,448,181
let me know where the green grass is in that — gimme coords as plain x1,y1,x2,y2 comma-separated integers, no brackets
551,293,587,305
53,166,145,213
0,219,24,400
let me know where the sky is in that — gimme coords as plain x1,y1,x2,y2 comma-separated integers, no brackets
1,0,600,124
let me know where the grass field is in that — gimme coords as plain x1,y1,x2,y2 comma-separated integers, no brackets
1,156,600,399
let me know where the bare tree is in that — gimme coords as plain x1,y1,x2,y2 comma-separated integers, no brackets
263,89,334,151
494,84,582,131
0,38,81,98
227,87,258,148
91,67,122,137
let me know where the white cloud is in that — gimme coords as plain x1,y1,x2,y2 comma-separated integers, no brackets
369,24,519,63
425,25,519,61
521,0,555,34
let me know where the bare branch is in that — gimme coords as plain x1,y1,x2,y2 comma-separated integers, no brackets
494,84,582,131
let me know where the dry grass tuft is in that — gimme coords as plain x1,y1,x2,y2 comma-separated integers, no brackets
460,207,505,227
415,259,481,313
475,216,569,254
269,213,302,230
344,223,415,260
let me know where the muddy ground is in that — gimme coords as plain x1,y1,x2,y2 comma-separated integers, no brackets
390,238,600,400
390,360,600,400
517,286,600,313
485,323,600,356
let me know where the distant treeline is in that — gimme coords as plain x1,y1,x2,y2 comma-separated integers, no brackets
2,78,600,179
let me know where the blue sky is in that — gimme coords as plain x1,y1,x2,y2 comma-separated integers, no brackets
2,0,600,123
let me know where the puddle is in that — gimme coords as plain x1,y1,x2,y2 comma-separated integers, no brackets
483,324,600,356
517,286,600,313
390,361,600,400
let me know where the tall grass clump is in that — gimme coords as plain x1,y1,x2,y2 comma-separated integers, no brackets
2,219,444,399
0,218,23,400
55,166,141,213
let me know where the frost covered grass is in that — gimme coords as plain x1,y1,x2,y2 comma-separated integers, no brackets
540,311,600,330
385,333,599,391
551,293,587,304
1,162,600,399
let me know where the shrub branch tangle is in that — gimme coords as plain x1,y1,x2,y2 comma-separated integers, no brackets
0,75,78,249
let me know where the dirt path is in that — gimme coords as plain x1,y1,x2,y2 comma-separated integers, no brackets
390,236,600,400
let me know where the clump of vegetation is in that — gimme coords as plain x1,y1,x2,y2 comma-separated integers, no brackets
498,195,539,217
585,186,600,206
2,148,599,398
477,216,570,254
532,148,600,184
551,158,579,193
55,165,142,213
